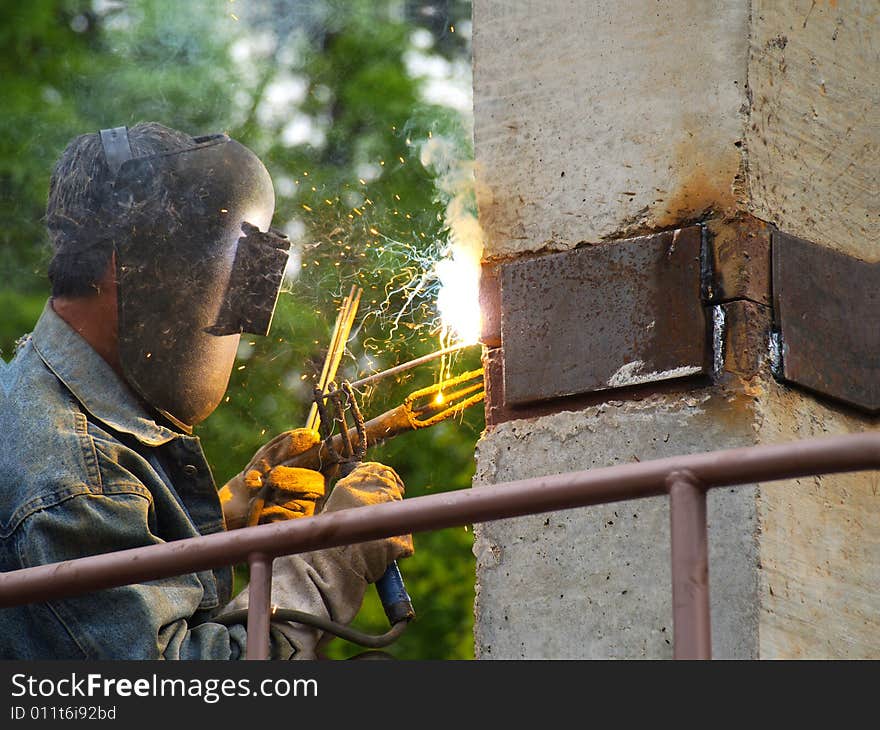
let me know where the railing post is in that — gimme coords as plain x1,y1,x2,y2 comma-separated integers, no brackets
245,552,274,660
667,471,711,660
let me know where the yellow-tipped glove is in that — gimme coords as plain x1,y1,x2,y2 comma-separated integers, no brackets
219,428,325,529
221,460,414,658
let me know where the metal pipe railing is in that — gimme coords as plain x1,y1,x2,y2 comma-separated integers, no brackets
0,431,877,658
668,471,711,659
245,553,274,660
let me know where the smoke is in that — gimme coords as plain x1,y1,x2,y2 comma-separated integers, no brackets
419,133,484,345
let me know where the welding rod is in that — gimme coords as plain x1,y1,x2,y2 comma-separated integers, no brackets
349,342,477,389
248,286,362,528
305,285,362,432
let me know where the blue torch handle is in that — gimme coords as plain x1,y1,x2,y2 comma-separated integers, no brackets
376,561,415,625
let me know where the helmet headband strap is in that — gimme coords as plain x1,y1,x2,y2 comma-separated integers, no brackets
99,126,133,176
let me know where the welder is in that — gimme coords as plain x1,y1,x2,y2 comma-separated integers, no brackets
0,122,413,659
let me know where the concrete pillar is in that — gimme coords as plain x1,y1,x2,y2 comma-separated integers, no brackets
472,0,878,658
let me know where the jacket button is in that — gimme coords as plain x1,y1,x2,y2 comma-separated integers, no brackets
182,464,198,477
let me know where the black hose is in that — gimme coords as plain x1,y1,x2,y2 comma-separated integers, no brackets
212,608,410,649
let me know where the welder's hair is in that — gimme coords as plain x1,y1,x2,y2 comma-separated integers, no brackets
46,122,195,298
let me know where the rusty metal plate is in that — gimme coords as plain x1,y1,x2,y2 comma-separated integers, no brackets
704,216,772,305
500,226,709,406
772,231,879,414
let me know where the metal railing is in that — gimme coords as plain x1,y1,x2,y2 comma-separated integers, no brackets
0,431,877,659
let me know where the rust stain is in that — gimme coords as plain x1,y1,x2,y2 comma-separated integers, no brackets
653,139,740,230
743,380,765,398
707,381,760,434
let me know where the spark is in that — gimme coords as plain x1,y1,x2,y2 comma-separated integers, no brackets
286,133,485,392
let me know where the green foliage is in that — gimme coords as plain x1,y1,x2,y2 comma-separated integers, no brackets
1,0,479,659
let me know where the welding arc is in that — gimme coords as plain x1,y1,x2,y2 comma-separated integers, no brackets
305,284,362,432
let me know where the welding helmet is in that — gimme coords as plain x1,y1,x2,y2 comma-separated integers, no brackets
101,127,290,428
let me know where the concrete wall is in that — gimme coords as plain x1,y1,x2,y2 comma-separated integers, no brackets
472,0,878,659
747,1,879,262
473,392,761,659
755,383,879,658
473,0,748,258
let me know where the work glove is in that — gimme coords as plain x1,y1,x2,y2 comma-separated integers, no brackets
218,428,325,529
320,461,414,582
221,461,414,658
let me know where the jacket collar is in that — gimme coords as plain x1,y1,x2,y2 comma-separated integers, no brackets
31,301,179,446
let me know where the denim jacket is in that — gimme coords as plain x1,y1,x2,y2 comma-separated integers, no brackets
0,303,297,659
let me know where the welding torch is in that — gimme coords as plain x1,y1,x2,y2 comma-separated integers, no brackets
281,368,485,474
290,367,484,626
244,277,483,642
218,366,484,652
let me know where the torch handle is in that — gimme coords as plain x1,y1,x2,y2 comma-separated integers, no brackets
376,562,415,625
335,452,415,627
281,404,415,471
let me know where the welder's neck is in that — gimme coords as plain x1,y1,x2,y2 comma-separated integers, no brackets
52,263,123,380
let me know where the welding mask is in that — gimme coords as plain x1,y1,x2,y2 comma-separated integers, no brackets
103,127,290,428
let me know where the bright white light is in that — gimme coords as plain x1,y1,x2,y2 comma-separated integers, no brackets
435,259,480,345
420,135,484,346
435,216,482,345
